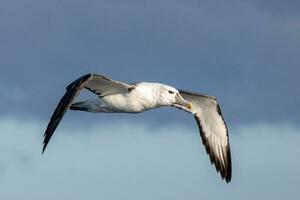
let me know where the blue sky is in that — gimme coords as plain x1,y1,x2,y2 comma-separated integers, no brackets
0,119,299,200
0,0,299,199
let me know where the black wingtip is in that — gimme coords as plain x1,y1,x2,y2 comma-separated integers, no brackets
42,143,47,154
42,135,50,154
222,145,232,183
225,146,232,183
42,74,94,155
225,173,232,183
193,115,232,183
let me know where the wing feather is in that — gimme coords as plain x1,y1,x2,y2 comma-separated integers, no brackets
42,73,132,153
175,89,232,182
84,74,133,97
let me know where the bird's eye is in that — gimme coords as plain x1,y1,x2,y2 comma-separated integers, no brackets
168,90,174,94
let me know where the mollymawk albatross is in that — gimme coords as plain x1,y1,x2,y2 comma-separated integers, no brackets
43,73,232,182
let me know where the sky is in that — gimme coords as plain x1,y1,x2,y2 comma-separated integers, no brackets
0,0,299,199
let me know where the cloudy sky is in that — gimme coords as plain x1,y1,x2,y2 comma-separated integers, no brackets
0,0,299,199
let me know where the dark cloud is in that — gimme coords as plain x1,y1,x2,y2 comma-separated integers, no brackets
0,0,299,126
249,0,300,17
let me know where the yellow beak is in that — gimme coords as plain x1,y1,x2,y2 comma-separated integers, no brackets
175,94,192,110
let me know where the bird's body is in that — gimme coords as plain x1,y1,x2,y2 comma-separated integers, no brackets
72,82,183,113
43,73,232,183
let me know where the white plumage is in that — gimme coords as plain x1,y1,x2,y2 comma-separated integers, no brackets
43,73,232,182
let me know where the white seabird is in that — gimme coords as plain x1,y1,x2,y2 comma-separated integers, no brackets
43,73,232,182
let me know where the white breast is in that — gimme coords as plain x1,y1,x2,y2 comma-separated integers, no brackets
100,82,162,113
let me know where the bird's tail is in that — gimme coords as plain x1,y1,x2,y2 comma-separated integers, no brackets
70,101,89,111
70,100,103,113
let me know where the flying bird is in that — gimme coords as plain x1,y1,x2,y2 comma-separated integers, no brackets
43,73,232,182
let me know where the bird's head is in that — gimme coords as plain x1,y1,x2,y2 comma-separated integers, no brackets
159,84,192,109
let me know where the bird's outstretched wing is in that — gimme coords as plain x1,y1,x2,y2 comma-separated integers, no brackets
42,73,133,153
174,89,232,182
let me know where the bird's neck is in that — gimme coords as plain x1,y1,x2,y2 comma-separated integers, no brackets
134,82,166,109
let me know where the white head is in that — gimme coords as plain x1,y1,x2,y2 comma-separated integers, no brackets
157,84,192,109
